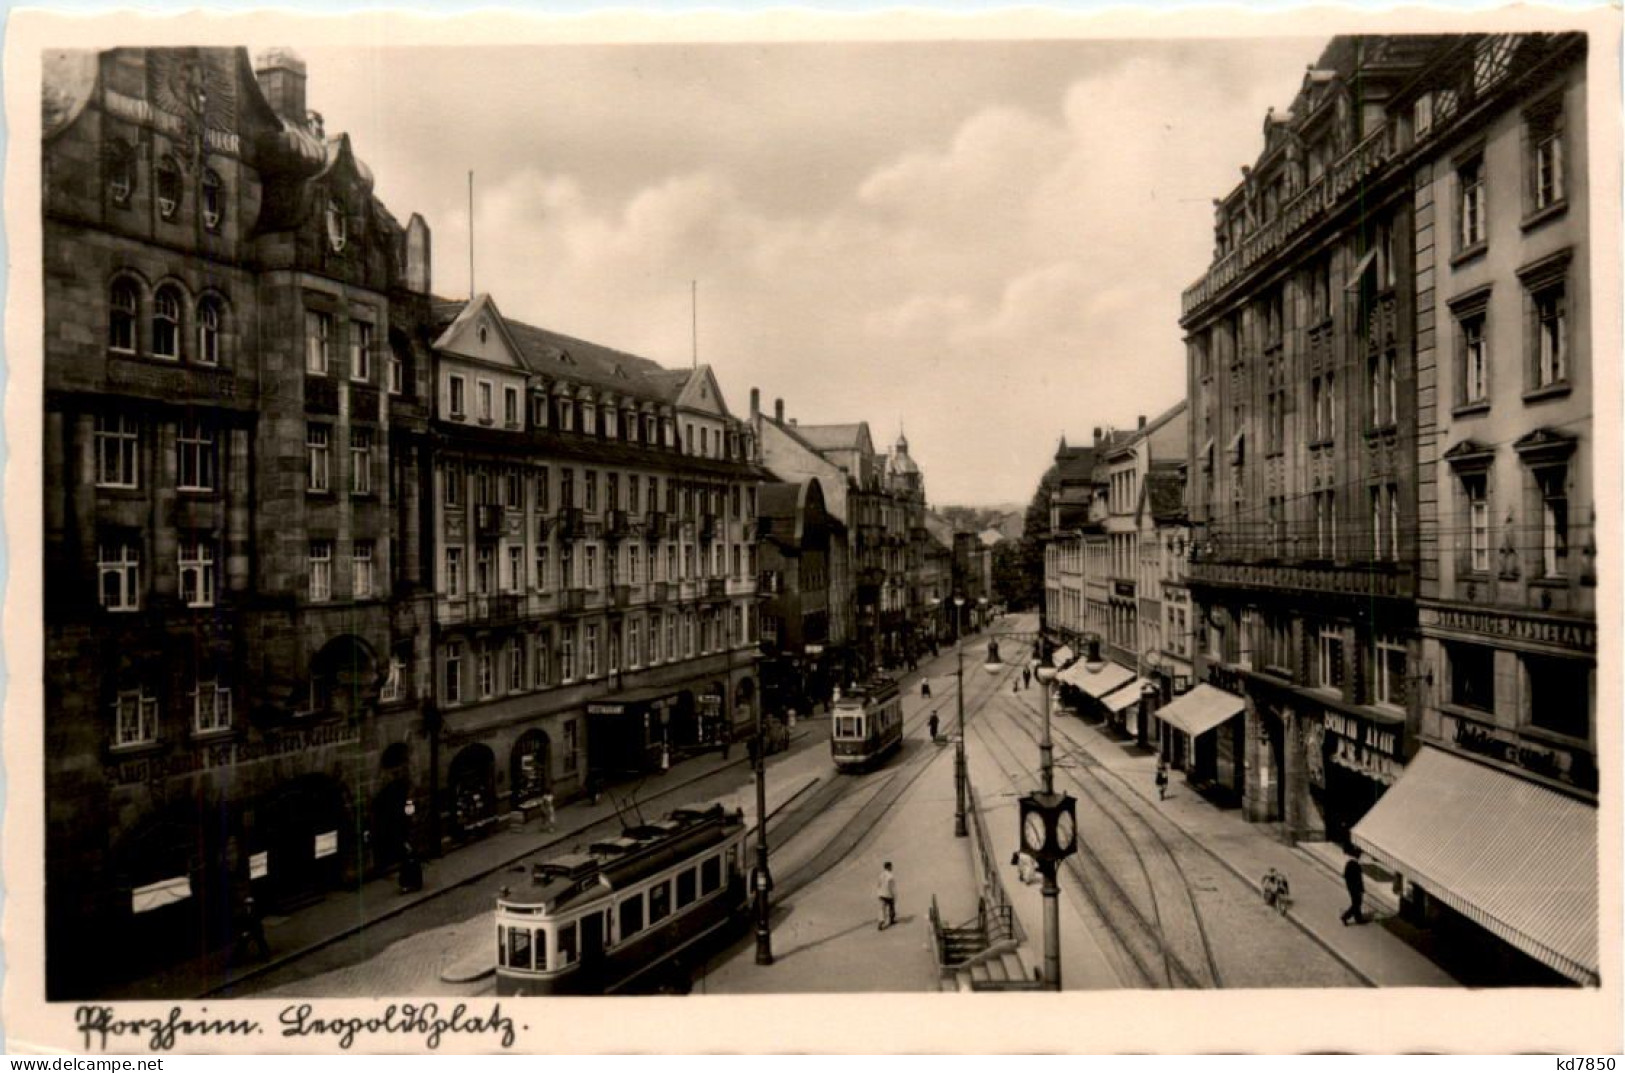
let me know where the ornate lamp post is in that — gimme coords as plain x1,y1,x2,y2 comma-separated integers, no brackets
1020,658,1074,991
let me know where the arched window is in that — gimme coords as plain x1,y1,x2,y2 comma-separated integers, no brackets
156,155,182,220
201,169,223,231
109,279,138,353
196,297,222,365
153,286,182,360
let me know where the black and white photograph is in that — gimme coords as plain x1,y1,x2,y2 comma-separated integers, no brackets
7,6,1621,1055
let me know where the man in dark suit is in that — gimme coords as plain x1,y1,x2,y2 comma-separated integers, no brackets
1340,847,1367,925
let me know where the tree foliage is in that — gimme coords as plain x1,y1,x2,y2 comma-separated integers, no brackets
992,463,1058,610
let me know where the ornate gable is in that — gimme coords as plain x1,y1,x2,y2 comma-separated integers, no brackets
433,293,528,370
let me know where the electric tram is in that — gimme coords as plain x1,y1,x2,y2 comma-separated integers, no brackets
830,675,904,772
494,803,748,995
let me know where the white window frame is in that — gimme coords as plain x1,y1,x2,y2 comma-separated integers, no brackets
585,624,600,679
153,288,181,360
1372,634,1407,711
353,541,375,600
508,637,525,693
350,428,373,495
444,642,463,704
478,380,494,423
309,540,333,603
114,688,159,748
99,540,141,611
178,539,216,608
306,311,332,375
446,546,463,597
504,386,520,428
307,425,331,492
1533,283,1568,389
95,413,140,488
449,374,466,419
191,678,232,734
508,546,525,593
350,320,374,383
197,299,222,365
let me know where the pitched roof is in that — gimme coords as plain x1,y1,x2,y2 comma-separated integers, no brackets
795,423,869,452
1145,464,1187,522
428,295,692,403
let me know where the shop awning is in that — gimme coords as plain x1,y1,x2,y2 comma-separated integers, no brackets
1155,683,1244,738
586,686,683,716
1351,746,1597,985
1057,660,1135,700
1102,678,1146,713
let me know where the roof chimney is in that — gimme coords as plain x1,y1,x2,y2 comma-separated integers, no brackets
1093,427,1102,444
750,387,760,419
254,48,309,127
1138,414,1147,430
774,398,784,423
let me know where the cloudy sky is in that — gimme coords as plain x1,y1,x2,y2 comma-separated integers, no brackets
289,38,1319,505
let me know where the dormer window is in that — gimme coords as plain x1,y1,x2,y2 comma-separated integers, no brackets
326,198,347,252
156,155,182,220
201,169,223,231
107,140,135,206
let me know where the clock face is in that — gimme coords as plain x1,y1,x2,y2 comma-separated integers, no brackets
1022,812,1047,854
1056,812,1076,852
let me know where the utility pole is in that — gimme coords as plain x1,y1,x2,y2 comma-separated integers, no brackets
954,596,968,838
753,691,774,964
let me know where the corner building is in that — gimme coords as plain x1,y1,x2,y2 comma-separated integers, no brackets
42,47,435,995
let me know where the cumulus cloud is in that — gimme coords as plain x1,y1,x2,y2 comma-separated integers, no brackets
307,40,1314,502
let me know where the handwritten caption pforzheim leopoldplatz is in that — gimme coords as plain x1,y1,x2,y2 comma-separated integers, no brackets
74,1002,519,1052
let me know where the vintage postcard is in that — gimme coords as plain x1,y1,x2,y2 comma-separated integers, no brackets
5,5,1621,1055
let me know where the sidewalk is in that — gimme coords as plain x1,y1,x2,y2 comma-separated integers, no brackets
1058,716,1458,987
698,729,979,993
109,729,825,1001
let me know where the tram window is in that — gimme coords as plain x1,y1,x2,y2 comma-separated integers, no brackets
701,854,721,894
649,880,671,923
509,926,536,971
677,867,697,908
620,893,645,937
557,920,578,966
497,924,507,967
837,716,859,737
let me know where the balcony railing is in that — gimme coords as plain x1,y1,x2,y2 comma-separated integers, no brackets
558,506,586,540
726,576,757,597
643,512,668,543
699,514,719,542
559,587,587,613
604,509,629,541
678,579,700,601
608,584,632,609
705,577,728,599
649,580,670,603
474,504,504,540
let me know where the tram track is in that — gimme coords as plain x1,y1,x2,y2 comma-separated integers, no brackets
969,691,1222,990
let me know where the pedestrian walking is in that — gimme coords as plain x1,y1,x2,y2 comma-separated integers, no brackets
927,711,940,742
1155,761,1169,801
539,791,556,832
238,894,270,961
876,861,897,930
1012,678,1019,694
1340,846,1367,925
921,680,931,699
1023,668,1032,690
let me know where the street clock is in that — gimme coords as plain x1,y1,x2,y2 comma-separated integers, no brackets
1019,791,1078,863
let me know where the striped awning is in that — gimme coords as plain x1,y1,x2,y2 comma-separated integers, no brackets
1057,660,1135,700
1102,678,1146,713
1352,746,1597,985
1155,683,1245,738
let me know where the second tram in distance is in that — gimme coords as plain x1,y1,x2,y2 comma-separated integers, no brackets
830,675,903,772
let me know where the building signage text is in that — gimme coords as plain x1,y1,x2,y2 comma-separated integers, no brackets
1429,607,1595,652
1324,711,1400,783
109,722,361,787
